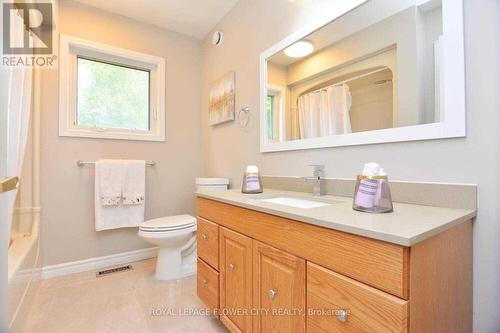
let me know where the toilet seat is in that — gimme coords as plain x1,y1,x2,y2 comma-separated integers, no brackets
139,215,196,233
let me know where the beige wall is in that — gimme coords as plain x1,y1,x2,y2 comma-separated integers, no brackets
348,70,394,133
267,63,292,140
200,0,500,331
267,62,287,87
417,5,443,124
40,1,202,266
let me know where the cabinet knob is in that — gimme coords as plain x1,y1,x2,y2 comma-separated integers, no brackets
268,289,277,300
336,310,349,322
201,234,208,240
228,263,236,271
202,278,208,285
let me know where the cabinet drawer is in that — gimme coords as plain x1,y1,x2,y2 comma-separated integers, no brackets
307,262,408,333
197,258,219,313
197,217,219,270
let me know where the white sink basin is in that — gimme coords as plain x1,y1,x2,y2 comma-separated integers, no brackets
260,196,331,209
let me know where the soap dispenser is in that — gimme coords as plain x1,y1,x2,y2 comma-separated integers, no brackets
241,165,263,194
353,162,393,213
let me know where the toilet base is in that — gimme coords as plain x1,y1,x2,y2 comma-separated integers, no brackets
137,219,197,281
154,238,197,281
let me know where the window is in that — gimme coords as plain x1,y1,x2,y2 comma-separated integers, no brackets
59,35,165,141
76,57,150,131
266,85,285,143
266,95,275,140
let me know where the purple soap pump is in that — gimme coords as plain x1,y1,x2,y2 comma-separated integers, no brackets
241,165,263,194
353,162,393,213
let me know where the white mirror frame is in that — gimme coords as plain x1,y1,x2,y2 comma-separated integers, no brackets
259,0,465,153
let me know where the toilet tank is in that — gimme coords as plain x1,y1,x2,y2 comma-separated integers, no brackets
196,178,229,191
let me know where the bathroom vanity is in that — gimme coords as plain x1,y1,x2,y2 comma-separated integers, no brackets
195,189,475,333
207,0,473,330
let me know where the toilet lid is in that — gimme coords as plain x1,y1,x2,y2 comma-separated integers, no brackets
139,215,196,232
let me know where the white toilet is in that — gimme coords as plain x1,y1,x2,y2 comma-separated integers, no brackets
138,177,229,280
138,215,197,280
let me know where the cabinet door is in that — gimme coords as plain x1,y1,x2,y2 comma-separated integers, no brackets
220,227,253,333
253,241,306,333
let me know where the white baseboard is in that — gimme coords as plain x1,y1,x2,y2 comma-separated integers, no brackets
41,247,159,280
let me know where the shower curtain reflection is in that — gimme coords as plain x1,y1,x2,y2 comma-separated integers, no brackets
298,84,352,139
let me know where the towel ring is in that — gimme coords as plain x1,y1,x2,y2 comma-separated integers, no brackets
238,107,251,128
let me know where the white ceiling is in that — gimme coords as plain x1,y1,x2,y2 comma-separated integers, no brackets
74,0,239,39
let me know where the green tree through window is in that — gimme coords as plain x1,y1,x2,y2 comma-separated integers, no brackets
77,57,150,130
266,95,274,140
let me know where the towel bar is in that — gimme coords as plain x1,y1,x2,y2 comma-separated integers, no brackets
77,160,156,166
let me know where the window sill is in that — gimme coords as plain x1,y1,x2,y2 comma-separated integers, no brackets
59,128,165,142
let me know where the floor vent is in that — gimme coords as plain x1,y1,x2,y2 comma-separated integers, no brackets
96,265,133,277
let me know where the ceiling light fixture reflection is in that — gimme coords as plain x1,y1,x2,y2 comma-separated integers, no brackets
284,40,314,58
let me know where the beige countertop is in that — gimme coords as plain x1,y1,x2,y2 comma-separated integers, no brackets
196,189,476,246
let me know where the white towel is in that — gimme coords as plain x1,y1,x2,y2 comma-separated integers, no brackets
122,160,146,205
97,160,122,206
94,159,146,231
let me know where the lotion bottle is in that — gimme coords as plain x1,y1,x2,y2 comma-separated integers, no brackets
241,165,263,194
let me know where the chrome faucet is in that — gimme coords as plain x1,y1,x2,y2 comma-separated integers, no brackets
303,164,325,196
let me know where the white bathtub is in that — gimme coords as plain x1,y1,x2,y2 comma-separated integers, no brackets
7,219,41,332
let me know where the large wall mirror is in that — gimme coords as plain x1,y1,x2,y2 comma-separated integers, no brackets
260,0,465,152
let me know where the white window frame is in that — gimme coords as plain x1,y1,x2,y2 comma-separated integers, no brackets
59,34,166,141
267,84,286,143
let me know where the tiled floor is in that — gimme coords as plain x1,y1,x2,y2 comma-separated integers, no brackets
22,259,227,333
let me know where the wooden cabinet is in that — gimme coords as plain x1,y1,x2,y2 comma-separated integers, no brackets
196,198,472,333
205,226,307,333
198,197,409,299
219,227,253,333
253,241,306,333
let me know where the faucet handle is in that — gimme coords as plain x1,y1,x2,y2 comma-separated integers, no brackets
308,164,325,176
